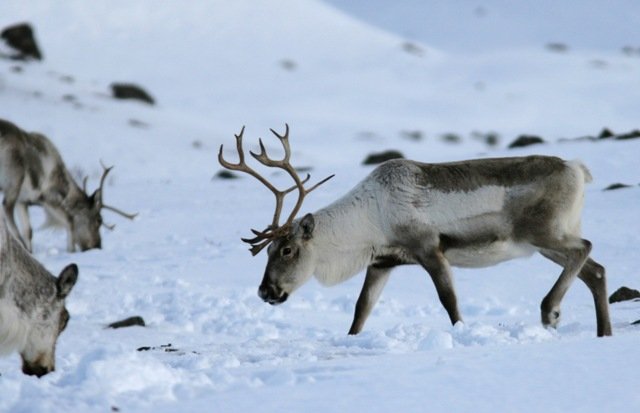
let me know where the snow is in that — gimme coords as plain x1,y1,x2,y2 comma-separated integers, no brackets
1,0,640,412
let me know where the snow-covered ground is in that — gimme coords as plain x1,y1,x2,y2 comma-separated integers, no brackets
1,1,639,412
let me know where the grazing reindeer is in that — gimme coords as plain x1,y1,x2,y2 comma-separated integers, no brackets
219,125,612,337
0,119,137,252
0,212,78,377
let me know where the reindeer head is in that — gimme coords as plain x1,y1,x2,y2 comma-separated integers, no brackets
20,264,78,377
67,192,103,251
70,163,137,251
219,125,333,304
258,212,318,304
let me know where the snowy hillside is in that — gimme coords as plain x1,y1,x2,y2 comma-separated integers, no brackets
1,1,640,412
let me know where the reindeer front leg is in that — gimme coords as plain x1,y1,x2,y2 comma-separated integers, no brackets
349,266,392,335
15,202,33,252
2,182,30,251
65,224,75,252
43,203,76,253
417,249,463,326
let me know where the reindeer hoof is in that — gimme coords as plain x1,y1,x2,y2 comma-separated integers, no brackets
541,308,561,328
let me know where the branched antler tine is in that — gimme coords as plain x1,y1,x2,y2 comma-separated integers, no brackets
241,235,262,244
251,227,271,237
98,161,114,194
250,124,292,167
219,124,333,255
269,123,289,140
234,125,246,163
248,241,270,256
218,126,246,168
269,123,291,162
305,174,335,194
91,160,114,208
283,173,335,227
82,176,89,193
219,129,281,196
102,204,138,220
217,145,235,169
268,191,286,228
283,173,311,195
102,222,116,231
240,228,272,244
249,138,273,165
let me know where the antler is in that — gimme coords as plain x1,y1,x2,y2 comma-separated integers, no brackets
218,124,334,255
94,161,138,226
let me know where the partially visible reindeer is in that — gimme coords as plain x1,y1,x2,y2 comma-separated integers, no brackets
0,119,136,252
0,212,78,377
219,125,612,337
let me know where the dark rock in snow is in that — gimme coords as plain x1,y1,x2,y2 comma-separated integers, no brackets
400,130,424,141
1,23,43,60
362,150,404,165
107,316,146,329
622,46,640,57
471,131,500,147
111,83,155,105
609,286,640,304
603,183,633,191
128,118,150,129
441,132,462,144
402,41,425,57
545,42,569,53
279,59,297,71
598,128,615,139
615,129,640,140
508,135,545,149
136,343,182,353
215,170,238,179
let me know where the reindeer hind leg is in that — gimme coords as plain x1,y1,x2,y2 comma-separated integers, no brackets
15,202,32,252
578,258,612,336
537,237,592,330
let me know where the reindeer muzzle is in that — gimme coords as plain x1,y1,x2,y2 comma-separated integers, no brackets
22,361,53,378
258,283,289,305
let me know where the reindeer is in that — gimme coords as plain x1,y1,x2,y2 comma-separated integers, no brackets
219,125,612,337
0,212,78,377
0,119,136,252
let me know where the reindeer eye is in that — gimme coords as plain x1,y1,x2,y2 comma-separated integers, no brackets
281,247,293,257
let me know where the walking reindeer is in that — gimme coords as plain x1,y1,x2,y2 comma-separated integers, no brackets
219,125,611,337
0,119,136,252
0,212,78,377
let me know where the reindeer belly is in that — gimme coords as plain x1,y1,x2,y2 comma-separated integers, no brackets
444,239,537,268
418,186,538,267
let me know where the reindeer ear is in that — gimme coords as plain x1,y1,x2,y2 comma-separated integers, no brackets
300,213,315,239
57,264,78,299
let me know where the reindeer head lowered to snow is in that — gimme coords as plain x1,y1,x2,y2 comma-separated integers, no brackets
220,124,612,338
68,162,139,251
218,124,333,304
0,118,137,252
0,213,78,377
25,161,137,253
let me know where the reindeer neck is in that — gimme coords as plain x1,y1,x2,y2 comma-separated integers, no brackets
309,187,384,286
44,171,86,213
